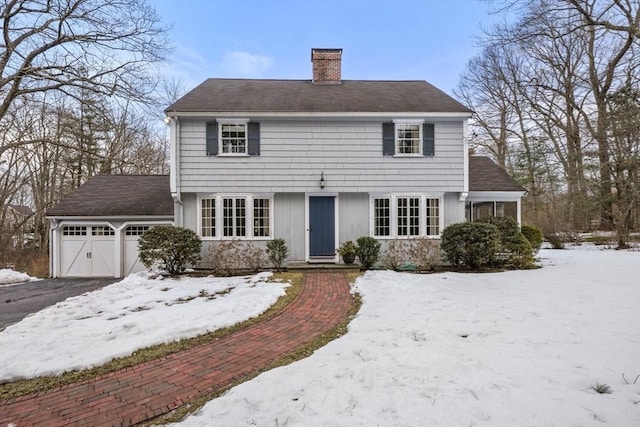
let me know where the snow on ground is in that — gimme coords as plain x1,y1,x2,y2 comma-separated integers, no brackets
0,269,38,286
172,248,640,427
0,272,288,382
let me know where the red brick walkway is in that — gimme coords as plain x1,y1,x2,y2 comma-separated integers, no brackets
0,272,354,426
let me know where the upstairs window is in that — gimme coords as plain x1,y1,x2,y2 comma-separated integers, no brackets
382,122,435,157
221,123,247,154
396,124,421,155
206,121,260,156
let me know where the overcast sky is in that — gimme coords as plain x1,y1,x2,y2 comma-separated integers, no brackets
152,0,502,96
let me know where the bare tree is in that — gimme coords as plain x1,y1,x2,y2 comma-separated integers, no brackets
0,0,169,130
462,0,639,245
606,81,640,247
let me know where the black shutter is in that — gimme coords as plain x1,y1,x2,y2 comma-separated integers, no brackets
247,122,260,156
206,121,218,155
423,123,434,156
382,122,395,156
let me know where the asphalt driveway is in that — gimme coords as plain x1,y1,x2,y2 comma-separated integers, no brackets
0,278,118,330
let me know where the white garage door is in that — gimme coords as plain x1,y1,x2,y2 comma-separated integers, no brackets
60,226,115,277
124,225,150,275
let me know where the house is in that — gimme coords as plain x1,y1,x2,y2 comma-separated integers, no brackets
1,204,34,248
164,48,525,264
46,48,525,277
46,176,173,277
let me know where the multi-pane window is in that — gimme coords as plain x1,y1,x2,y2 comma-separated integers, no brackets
373,198,390,237
63,226,87,236
125,226,150,236
253,198,270,237
92,226,114,236
372,196,441,238
397,197,420,236
425,198,440,236
201,198,216,237
199,195,273,239
223,197,246,237
220,123,247,154
396,124,421,154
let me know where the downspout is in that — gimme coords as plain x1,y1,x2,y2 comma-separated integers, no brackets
49,218,60,277
459,118,469,202
168,115,183,226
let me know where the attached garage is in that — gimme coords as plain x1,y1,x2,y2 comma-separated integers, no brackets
47,176,174,278
60,225,116,277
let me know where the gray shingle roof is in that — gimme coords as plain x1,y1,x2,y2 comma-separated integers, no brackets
166,79,472,114
46,161,521,219
47,175,173,217
469,156,526,192
5,205,33,216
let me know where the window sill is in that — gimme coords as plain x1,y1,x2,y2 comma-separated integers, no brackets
372,235,442,239
216,153,250,157
200,236,273,241
392,154,425,158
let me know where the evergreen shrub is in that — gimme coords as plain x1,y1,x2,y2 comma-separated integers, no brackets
138,226,202,274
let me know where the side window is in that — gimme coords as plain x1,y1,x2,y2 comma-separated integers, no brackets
373,198,391,237
201,198,215,237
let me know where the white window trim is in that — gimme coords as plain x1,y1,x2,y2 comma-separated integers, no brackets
370,194,443,239
198,194,274,240
393,119,424,157
217,118,250,157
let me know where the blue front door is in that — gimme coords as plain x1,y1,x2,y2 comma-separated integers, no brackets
309,196,335,257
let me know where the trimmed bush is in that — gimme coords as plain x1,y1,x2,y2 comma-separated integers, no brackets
441,222,501,269
476,216,537,268
356,236,381,270
506,232,535,269
476,216,519,245
521,225,543,253
138,226,202,274
266,238,289,272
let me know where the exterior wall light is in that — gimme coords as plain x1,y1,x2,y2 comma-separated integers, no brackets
320,172,325,189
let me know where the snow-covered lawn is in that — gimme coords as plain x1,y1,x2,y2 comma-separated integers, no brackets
0,272,288,382
0,268,38,286
172,248,640,427
1,248,638,426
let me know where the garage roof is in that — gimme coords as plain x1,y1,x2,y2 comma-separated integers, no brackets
469,157,526,192
47,175,173,217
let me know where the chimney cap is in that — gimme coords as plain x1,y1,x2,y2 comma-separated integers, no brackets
311,48,343,59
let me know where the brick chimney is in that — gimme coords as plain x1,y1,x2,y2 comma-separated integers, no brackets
311,48,342,84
